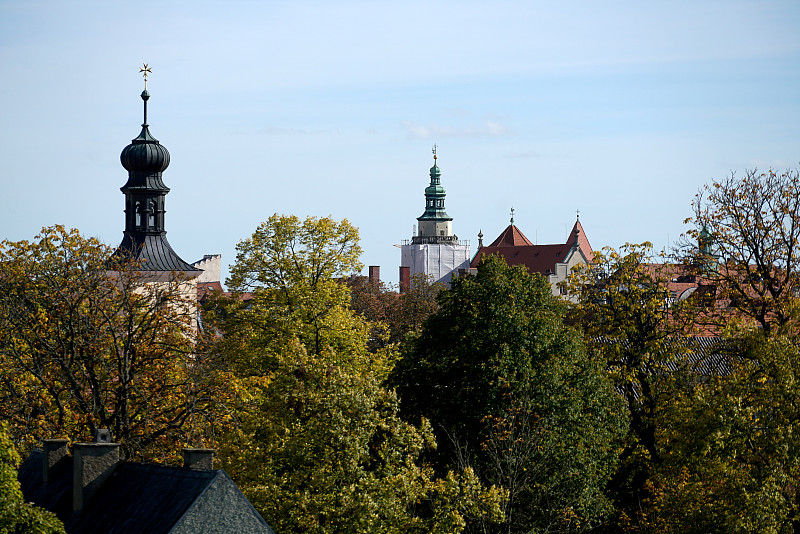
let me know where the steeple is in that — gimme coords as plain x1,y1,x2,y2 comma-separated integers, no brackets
413,145,457,244
698,224,718,275
111,65,199,274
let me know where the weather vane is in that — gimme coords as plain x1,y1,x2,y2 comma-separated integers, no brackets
432,143,438,160
510,207,515,225
139,63,152,89
576,208,580,220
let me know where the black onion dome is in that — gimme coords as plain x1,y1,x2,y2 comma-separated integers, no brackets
120,89,170,173
120,138,170,173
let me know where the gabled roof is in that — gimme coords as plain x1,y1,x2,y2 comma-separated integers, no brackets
18,451,272,534
473,242,575,275
570,219,593,260
472,219,593,275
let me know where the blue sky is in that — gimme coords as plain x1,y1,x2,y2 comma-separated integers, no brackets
2,1,799,286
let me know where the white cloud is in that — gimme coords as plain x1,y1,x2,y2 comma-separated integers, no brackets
400,120,513,139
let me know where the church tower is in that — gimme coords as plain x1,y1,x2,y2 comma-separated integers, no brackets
400,147,470,285
414,149,454,243
112,66,200,275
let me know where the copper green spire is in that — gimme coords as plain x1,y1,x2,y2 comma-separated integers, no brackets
418,145,451,223
413,146,457,244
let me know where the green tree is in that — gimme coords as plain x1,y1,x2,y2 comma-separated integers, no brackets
0,423,64,534
392,255,626,533
687,167,800,337
0,226,237,460
218,214,365,374
221,342,504,534
562,243,705,530
213,215,504,533
648,332,800,533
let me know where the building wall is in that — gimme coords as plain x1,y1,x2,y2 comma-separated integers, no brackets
192,254,222,284
548,248,589,300
401,243,470,285
418,219,452,237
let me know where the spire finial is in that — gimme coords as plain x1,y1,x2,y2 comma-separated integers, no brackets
140,63,152,90
576,208,580,221
432,143,437,161
510,207,515,225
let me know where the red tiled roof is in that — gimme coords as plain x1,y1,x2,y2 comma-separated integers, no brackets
472,220,593,276
197,281,224,301
472,243,573,275
488,224,534,247
196,282,252,302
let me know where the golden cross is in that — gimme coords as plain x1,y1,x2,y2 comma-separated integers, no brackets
139,63,152,89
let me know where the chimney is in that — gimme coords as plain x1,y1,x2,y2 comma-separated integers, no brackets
72,430,120,513
42,439,69,484
399,266,410,293
183,448,215,470
368,266,380,284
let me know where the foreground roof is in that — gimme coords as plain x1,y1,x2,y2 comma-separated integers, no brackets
18,451,273,534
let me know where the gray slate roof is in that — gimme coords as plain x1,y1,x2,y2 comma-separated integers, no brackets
18,451,273,534
112,233,202,273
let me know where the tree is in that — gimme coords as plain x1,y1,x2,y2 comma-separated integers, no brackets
0,226,237,460
687,167,800,337
219,214,365,373
647,332,800,533
562,244,691,463
348,273,443,351
220,342,504,534
562,243,709,529
212,215,504,533
0,423,64,534
392,255,626,533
